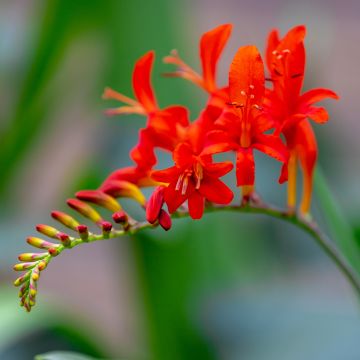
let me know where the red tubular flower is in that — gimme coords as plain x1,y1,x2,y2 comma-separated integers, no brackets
151,142,233,220
265,25,339,213
206,45,288,198
163,24,232,106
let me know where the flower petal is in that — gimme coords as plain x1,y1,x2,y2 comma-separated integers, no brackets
188,191,205,219
199,177,234,204
173,142,194,168
132,51,158,113
151,166,180,183
229,45,265,105
252,134,288,162
299,88,339,106
305,106,329,124
200,24,232,92
204,161,234,177
236,148,255,186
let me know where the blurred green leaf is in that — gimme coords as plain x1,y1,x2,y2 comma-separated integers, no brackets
34,350,130,360
35,352,99,360
314,168,360,273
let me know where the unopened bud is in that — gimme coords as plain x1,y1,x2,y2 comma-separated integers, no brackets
101,221,112,238
146,186,165,224
48,248,60,257
13,262,36,271
27,237,58,250
57,232,71,246
112,211,128,224
37,260,47,271
67,199,102,224
77,224,89,241
14,272,30,287
101,180,146,206
36,224,58,238
18,252,48,262
76,190,122,212
51,211,80,230
159,209,172,231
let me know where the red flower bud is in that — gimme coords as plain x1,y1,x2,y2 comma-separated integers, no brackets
159,209,172,231
67,198,102,224
146,186,165,224
51,211,80,230
76,190,122,212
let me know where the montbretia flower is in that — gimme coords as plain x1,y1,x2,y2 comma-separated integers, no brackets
152,142,233,219
264,25,338,213
206,45,288,198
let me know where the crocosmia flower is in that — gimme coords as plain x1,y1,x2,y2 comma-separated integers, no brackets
264,25,338,213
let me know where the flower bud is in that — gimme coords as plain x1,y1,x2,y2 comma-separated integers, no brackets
77,224,89,242
14,272,30,287
18,253,48,262
146,186,165,224
51,211,80,230
159,209,172,231
76,190,122,213
101,180,146,206
27,237,58,250
13,263,36,271
112,211,128,224
48,248,60,257
67,198,102,224
36,224,58,238
57,233,71,246
101,221,112,238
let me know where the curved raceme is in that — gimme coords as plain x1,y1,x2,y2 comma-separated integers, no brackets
14,24,338,311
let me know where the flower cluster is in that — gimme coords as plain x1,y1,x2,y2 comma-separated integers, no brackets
103,24,337,220
14,24,338,311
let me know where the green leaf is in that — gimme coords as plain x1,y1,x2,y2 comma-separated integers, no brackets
314,168,360,273
35,351,99,360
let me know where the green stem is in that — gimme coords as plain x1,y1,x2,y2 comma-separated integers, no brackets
173,203,360,295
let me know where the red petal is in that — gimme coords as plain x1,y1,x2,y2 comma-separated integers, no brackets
164,182,192,213
305,107,329,124
252,134,288,162
236,148,255,186
200,24,232,92
151,166,180,183
229,45,265,105
199,177,234,204
132,51,158,113
265,29,280,72
299,88,339,106
188,191,205,219
173,142,194,168
204,161,233,177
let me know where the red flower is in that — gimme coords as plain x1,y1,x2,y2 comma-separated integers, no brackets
103,51,190,169
163,24,232,107
265,25,338,213
151,142,233,219
205,45,288,197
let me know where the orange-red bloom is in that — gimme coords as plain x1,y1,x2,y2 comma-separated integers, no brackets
206,45,288,197
264,25,338,213
152,142,233,219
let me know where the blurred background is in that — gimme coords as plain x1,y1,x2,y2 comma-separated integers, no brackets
1,0,360,359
